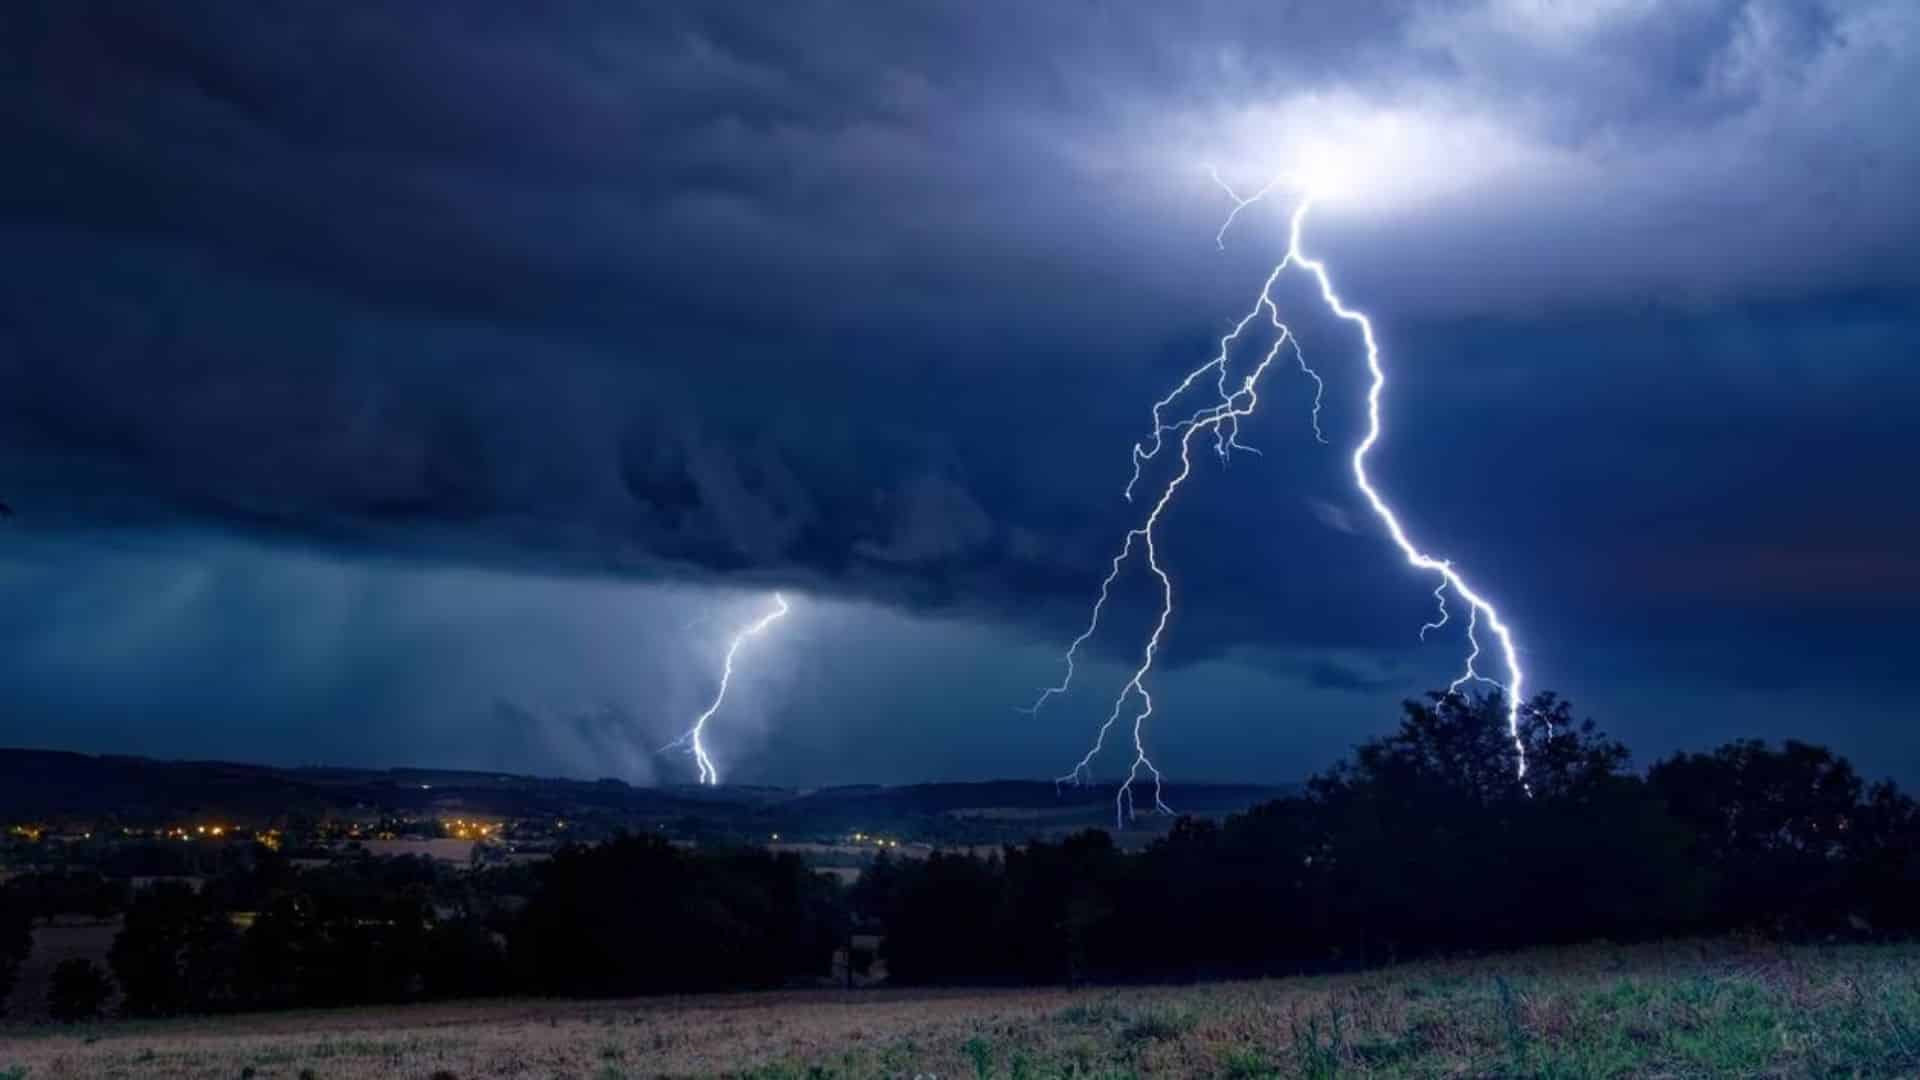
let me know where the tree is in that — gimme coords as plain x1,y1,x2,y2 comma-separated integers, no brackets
109,882,240,1016
1651,739,1881,933
0,899,30,1017
421,916,508,999
1849,781,1920,933
879,850,1007,985
0,870,127,924
511,834,842,996
238,863,436,1008
47,958,112,1022
1294,691,1700,960
1000,831,1122,985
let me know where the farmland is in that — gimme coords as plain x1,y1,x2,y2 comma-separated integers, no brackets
3,939,1916,1078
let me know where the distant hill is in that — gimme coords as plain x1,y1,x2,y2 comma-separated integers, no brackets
786,779,1293,819
0,747,727,824
0,747,1297,840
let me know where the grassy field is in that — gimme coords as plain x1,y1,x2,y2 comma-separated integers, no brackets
1,939,1916,1078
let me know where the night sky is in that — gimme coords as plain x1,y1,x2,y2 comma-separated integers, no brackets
2,3,1915,788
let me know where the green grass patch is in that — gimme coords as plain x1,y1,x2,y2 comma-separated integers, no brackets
7,939,1919,1078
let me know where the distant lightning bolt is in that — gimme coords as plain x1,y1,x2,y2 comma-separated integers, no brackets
663,592,790,785
1028,170,1536,824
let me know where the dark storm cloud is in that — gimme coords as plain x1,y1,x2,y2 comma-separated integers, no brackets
2,1,1918,778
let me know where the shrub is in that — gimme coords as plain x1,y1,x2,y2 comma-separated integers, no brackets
47,957,113,1022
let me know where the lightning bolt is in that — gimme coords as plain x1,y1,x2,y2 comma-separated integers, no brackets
663,591,791,785
1278,193,1535,784
1028,184,1322,827
1028,171,1535,825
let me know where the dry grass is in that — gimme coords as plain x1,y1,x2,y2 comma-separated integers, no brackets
2,939,1916,1078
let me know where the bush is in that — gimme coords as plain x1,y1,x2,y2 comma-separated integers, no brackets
47,957,113,1022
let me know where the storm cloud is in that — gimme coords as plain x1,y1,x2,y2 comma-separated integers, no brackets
1,1,1916,784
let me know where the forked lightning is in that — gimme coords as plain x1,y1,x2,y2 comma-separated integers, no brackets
1029,172,1534,826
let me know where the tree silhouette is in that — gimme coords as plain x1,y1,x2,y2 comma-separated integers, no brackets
109,882,239,1015
870,692,1739,983
0,899,29,1017
47,958,113,1022
1650,739,1917,933
512,834,841,996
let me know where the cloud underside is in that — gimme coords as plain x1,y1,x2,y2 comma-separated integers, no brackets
0,0,1916,666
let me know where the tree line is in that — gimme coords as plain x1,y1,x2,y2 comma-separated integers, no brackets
865,694,1920,984
0,836,844,1019
2,690,1916,1017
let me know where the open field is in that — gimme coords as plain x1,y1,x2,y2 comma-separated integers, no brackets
2,940,1916,1078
